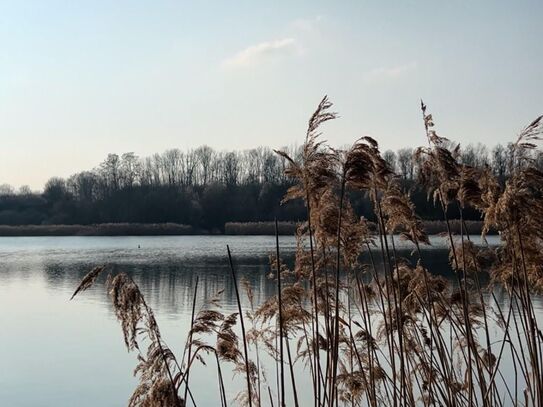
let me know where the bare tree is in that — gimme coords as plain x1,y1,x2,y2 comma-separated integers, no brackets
397,148,414,180
491,144,507,182
261,147,281,184
182,149,197,186
460,143,488,168
150,154,163,186
243,148,263,184
18,185,32,195
44,177,68,201
383,150,397,172
195,146,214,186
67,171,97,201
223,151,240,186
99,153,121,193
162,149,182,186
120,152,141,188
0,184,14,196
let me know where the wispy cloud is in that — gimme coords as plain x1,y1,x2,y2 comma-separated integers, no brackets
289,16,323,32
221,38,297,69
365,61,418,82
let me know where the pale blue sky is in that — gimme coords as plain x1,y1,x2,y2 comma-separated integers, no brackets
1,0,542,188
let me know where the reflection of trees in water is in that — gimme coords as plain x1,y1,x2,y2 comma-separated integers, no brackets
37,260,280,315
0,246,506,315
123,263,279,315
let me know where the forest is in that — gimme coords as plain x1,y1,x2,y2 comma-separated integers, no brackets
0,142,537,232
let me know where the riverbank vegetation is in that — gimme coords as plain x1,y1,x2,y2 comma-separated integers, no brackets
2,118,541,231
0,219,494,237
72,98,543,406
0,223,195,236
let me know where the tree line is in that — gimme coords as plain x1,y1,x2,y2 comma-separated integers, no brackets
0,142,540,231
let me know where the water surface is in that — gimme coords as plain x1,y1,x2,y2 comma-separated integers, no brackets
0,234,527,406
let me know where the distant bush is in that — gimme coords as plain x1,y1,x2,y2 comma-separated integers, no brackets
224,221,298,235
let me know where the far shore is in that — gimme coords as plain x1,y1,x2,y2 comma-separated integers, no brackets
0,220,496,237
0,223,196,236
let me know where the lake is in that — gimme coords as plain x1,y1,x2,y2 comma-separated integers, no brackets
0,234,533,406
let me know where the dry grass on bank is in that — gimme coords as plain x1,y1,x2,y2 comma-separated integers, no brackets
225,221,299,235
0,223,194,236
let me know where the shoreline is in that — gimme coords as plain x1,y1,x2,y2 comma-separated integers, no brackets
0,220,496,237
0,223,197,237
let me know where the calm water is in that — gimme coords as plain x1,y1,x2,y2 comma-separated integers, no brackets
0,235,534,406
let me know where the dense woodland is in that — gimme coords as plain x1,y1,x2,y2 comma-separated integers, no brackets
0,142,539,231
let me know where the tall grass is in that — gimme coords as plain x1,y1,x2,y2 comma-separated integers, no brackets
72,98,543,406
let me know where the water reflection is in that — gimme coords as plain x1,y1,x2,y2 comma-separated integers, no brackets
35,246,455,314
2,234,524,407
0,235,502,316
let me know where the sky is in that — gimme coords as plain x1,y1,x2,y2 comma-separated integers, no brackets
1,0,542,189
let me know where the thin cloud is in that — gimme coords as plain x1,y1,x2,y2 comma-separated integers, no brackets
221,38,297,69
289,16,323,32
366,61,418,82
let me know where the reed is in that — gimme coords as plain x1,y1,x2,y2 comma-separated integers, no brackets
71,98,543,406
275,218,286,407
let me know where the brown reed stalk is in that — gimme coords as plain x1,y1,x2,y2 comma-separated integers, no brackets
184,275,199,404
330,170,346,406
419,100,482,405
227,245,253,407
274,218,286,407
285,335,300,407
